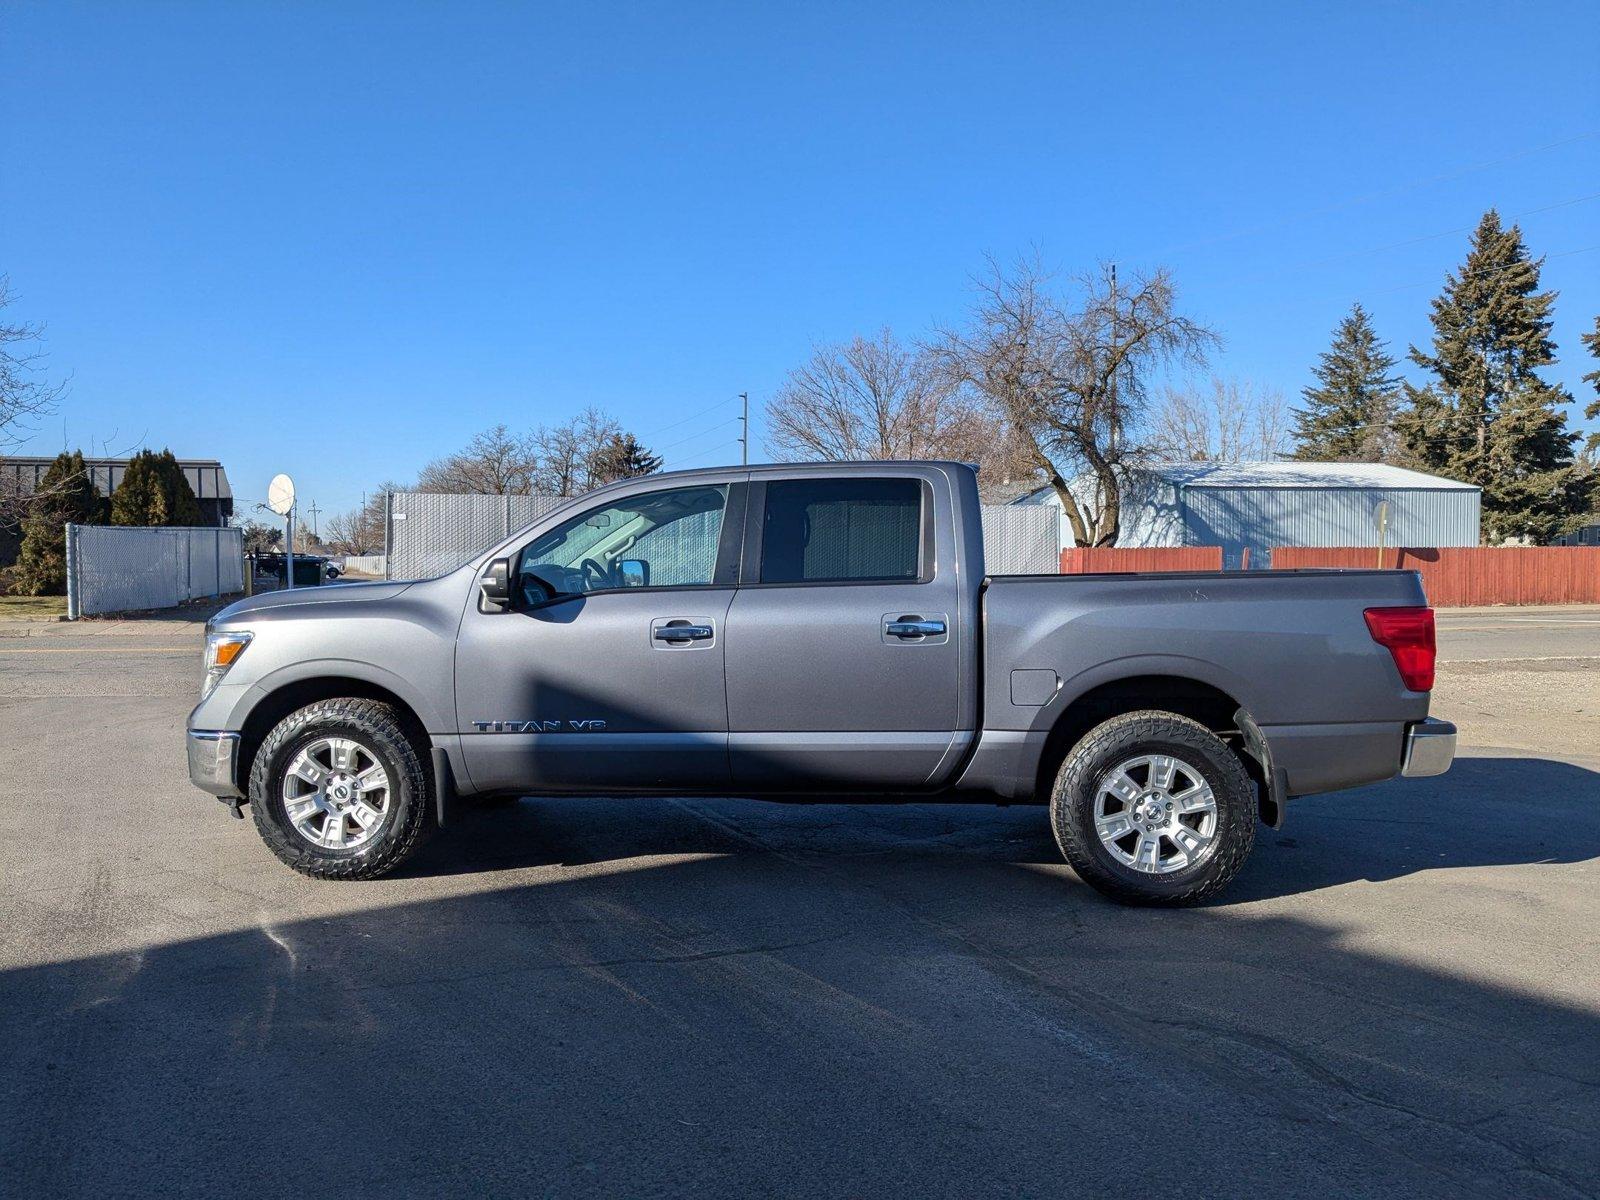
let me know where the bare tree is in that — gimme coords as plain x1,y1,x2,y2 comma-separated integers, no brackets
322,485,396,556
1,279,71,529
531,407,622,495
1151,377,1290,462
766,328,1035,483
416,425,540,494
934,257,1218,546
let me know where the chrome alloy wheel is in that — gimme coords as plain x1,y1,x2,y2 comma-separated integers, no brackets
281,736,392,851
1093,753,1219,875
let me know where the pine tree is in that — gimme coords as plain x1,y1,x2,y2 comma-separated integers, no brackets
11,450,104,595
1391,210,1589,543
1290,303,1399,461
1581,314,1599,457
591,433,663,485
110,449,203,526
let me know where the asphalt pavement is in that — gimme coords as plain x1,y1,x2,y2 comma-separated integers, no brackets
2,606,1597,1198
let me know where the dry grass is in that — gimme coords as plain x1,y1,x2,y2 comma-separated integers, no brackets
0,594,68,620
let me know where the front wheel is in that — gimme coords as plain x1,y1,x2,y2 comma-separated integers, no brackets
248,698,432,880
1050,710,1256,905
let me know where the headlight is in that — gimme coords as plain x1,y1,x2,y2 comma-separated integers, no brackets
203,631,253,697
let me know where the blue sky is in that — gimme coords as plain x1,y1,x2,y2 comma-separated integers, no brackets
4,2,1598,521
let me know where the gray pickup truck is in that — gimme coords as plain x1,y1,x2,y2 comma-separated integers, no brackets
188,461,1455,904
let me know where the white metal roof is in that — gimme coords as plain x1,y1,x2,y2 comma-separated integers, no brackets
1145,461,1477,490
1014,461,1477,499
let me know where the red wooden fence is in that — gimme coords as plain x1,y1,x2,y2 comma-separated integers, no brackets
1270,546,1600,606
1060,546,1224,574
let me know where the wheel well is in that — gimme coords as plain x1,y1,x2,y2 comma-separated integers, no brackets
1034,675,1268,813
237,677,430,792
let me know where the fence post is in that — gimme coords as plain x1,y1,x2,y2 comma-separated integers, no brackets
384,492,393,580
65,523,80,620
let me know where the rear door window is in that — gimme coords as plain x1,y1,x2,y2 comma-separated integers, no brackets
759,478,922,584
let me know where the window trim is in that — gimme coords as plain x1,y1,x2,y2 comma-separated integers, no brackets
740,477,935,589
508,481,746,611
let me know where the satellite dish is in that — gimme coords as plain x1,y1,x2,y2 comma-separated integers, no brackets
267,474,296,517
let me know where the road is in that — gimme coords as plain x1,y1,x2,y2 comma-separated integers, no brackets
2,607,1597,1198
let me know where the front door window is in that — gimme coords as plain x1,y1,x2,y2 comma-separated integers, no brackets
514,484,728,605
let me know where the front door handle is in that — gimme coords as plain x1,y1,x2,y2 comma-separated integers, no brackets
654,623,714,643
885,617,947,639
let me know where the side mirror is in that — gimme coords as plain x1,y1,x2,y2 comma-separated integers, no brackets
479,557,512,611
618,559,649,588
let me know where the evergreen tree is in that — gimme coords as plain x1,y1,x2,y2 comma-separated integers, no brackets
1290,303,1399,461
110,449,202,526
11,450,104,595
1391,210,1589,543
1581,314,1599,457
591,432,663,484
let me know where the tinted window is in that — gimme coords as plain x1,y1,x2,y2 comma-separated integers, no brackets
517,484,727,602
760,478,922,584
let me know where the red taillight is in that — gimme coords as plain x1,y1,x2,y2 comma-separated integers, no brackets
1363,606,1436,692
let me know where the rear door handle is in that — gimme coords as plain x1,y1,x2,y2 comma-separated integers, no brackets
654,623,714,643
885,617,947,639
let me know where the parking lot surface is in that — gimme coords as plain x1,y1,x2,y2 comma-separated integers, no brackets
2,607,1597,1198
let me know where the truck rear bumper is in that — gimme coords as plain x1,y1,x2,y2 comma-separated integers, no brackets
1401,717,1457,778
187,730,243,798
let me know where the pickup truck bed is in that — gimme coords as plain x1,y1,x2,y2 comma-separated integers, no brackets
967,567,1430,803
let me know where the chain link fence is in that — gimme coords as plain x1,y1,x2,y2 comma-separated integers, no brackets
385,490,1060,579
979,504,1059,574
385,493,570,579
66,524,244,618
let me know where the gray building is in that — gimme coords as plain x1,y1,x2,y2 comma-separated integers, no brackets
1015,461,1481,567
0,454,234,567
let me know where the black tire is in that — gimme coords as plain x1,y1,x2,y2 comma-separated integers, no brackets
248,698,432,880
1049,710,1256,906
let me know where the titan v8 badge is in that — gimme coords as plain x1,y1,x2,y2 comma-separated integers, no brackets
471,719,608,733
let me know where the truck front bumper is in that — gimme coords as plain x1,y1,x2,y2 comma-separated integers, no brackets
187,730,243,798
1401,718,1457,778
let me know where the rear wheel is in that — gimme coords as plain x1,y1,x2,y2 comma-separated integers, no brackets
249,698,431,880
1050,710,1255,905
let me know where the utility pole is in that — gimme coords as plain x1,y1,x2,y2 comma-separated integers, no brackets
738,392,749,464
306,499,321,541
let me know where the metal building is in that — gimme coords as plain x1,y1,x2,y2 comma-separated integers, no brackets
1014,461,1481,567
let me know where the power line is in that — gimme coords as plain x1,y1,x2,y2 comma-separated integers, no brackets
652,416,742,454
1370,243,1599,296
1233,192,1600,284
637,394,742,442
670,438,744,467
1147,129,1600,261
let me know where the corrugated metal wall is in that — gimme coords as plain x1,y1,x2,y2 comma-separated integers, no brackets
1181,486,1480,568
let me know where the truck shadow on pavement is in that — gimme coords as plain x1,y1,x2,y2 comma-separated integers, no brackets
3,755,1597,1198
411,754,1599,905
